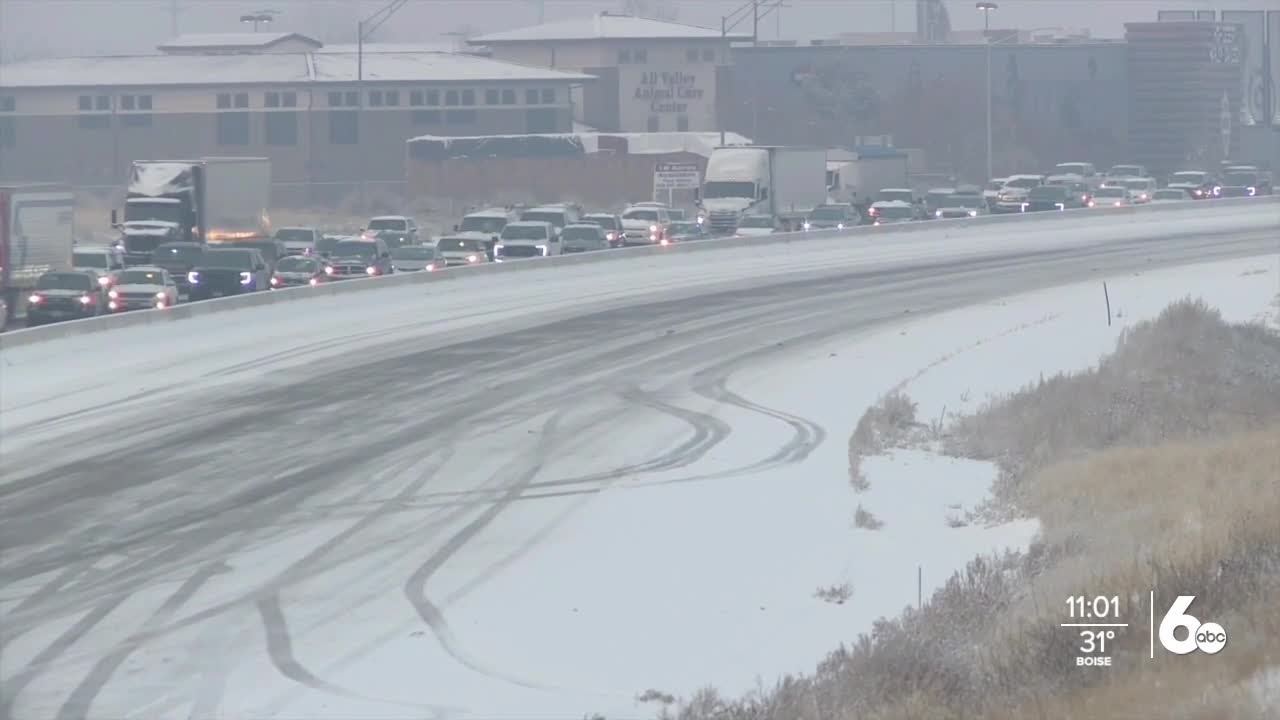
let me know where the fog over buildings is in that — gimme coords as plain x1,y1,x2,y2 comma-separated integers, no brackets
2,0,1276,62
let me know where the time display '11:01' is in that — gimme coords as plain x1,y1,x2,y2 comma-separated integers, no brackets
1066,595,1120,619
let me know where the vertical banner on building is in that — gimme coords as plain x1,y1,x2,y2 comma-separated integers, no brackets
1222,11,1265,125
1269,11,1280,125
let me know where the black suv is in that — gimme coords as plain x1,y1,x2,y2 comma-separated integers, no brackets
150,242,205,295
1024,185,1088,212
229,239,287,273
324,238,393,279
188,248,270,300
27,270,106,325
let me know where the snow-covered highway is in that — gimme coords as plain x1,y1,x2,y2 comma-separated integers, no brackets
0,200,1276,719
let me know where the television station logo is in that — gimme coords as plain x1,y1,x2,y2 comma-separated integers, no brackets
1062,593,1227,668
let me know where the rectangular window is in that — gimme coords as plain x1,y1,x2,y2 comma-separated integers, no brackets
541,88,555,104
265,92,280,108
328,91,343,107
633,49,648,63
121,95,136,110
282,92,296,107
138,95,153,110
618,49,631,63
426,89,440,106
95,95,110,111
217,93,231,109
677,115,689,131
385,90,400,106
234,92,249,108
501,89,516,105
445,90,459,106
78,115,110,129
701,47,716,62
485,89,500,105
265,112,297,145
526,108,556,133
369,90,384,107
525,88,539,105
461,89,475,105
444,109,476,125
0,117,15,147
121,114,152,128
329,110,358,144
412,109,442,125
0,96,15,112
647,115,659,132
686,48,699,62
79,95,93,111
216,112,250,145
344,90,359,106
410,90,424,106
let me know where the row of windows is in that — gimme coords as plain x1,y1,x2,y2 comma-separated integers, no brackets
79,94,153,112
37,107,560,148
1,96,16,112
620,47,717,63
58,88,561,114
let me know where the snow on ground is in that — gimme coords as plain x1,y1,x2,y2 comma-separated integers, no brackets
249,255,1278,718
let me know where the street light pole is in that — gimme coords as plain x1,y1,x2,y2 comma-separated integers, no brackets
985,38,992,181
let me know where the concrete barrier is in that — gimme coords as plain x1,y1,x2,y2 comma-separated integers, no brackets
2,196,1274,352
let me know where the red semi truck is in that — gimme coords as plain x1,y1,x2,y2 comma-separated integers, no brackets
0,184,76,329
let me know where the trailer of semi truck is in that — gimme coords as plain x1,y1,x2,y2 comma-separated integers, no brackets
1,184,76,327
825,147,911,209
698,146,828,234
113,157,271,263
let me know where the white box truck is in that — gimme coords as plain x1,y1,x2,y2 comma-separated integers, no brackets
698,146,828,234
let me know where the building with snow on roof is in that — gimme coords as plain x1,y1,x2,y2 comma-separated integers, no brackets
469,12,751,134
0,33,591,205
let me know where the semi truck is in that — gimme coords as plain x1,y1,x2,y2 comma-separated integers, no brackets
698,146,828,234
112,157,271,264
825,147,911,210
1,184,76,327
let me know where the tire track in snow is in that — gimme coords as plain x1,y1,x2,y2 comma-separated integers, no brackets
53,560,230,720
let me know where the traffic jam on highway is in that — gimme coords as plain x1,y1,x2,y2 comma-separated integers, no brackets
1,154,1273,332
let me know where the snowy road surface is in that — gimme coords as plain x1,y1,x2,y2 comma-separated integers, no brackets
0,204,1277,719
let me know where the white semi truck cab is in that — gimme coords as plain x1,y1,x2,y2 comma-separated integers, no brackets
698,146,827,235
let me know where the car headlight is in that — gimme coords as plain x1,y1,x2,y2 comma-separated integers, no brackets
649,224,658,232
968,210,978,217
366,266,378,275
935,210,943,218
108,289,119,299
837,223,844,229
98,276,111,287
324,265,335,275
239,271,253,285
467,254,479,263
155,291,166,299
803,221,811,230
188,271,200,284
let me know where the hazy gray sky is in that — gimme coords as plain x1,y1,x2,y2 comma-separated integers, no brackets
1,0,1276,61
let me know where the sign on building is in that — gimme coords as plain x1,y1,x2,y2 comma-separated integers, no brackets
653,162,701,191
1221,11,1265,125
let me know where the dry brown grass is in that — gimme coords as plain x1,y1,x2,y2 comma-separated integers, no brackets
672,300,1280,720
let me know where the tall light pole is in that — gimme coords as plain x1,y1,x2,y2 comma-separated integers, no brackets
976,3,998,181
239,9,277,32
975,1,997,34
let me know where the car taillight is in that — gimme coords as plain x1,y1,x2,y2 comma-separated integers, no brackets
467,255,479,263
108,289,120,299
366,266,379,275
270,275,281,287
309,277,319,286
324,265,335,275
28,293,43,304
98,276,111,287
80,294,94,305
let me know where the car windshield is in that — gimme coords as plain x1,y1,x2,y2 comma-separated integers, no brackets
1154,190,1187,200
1005,177,1042,189
879,190,915,202
950,194,985,208
810,206,851,221
118,270,165,285
235,242,278,258
623,209,661,222
738,216,775,228
561,227,601,242
276,256,319,272
315,237,342,254
36,272,92,290
391,247,434,260
1028,187,1067,200
986,180,1006,190
1110,166,1143,176
1121,179,1152,189
274,229,314,242
875,205,914,219
437,237,486,252
72,252,108,268
367,218,407,231
583,215,619,229
520,211,566,227
200,250,254,269
153,244,202,263
1222,172,1258,186
459,216,507,233
124,201,182,224
670,222,700,234
1095,187,1126,198
1172,172,1207,183
1055,164,1089,175
702,180,755,199
332,241,377,258
499,244,542,258
926,191,954,203
501,225,549,241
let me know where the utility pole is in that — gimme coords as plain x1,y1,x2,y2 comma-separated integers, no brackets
752,0,759,45
170,0,179,37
